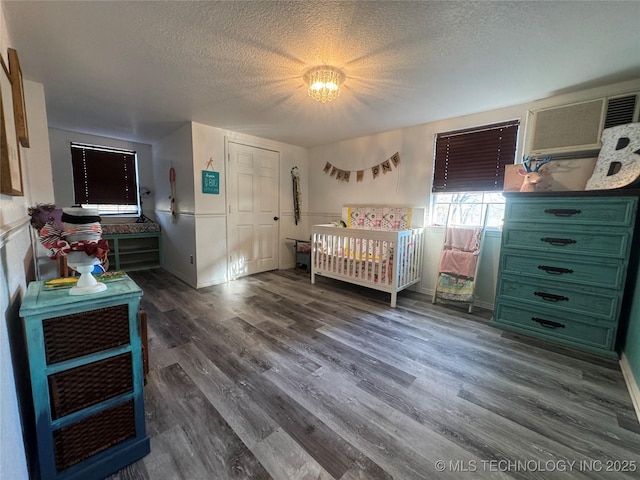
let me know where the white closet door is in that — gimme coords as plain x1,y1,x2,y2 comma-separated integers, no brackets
227,142,280,278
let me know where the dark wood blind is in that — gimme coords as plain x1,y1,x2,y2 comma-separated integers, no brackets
71,144,138,205
433,120,519,193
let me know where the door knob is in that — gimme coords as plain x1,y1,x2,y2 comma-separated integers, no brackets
273,216,279,221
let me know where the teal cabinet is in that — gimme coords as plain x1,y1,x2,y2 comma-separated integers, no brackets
103,232,162,271
19,278,150,480
492,193,638,358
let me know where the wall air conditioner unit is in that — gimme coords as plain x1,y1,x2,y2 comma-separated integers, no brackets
528,93,639,157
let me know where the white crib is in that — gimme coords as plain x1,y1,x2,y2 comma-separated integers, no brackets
311,223,424,308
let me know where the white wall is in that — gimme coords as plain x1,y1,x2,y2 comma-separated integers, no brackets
1,1,53,475
308,78,640,308
191,122,309,288
153,123,196,286
308,124,430,216
152,121,309,288
19,86,56,280
48,128,155,221
191,122,228,288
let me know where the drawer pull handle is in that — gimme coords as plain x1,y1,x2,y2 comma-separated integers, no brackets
538,265,574,275
532,317,566,329
534,291,569,302
544,208,582,217
540,237,577,246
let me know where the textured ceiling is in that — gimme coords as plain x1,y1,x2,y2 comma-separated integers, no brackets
4,1,640,147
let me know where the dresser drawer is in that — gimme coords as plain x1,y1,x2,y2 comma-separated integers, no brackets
52,400,136,472
496,274,619,320
501,251,625,289
494,301,616,351
502,226,631,259
48,353,133,420
505,197,637,227
43,304,130,365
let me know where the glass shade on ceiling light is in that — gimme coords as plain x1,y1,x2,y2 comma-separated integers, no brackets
306,66,344,103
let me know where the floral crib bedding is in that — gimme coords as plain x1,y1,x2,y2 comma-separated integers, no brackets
347,206,412,231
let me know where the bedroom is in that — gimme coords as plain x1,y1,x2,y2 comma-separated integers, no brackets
2,1,640,479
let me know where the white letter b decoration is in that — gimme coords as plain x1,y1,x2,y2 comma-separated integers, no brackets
586,123,640,190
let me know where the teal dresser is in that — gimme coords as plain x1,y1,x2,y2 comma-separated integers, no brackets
492,192,639,358
19,277,150,479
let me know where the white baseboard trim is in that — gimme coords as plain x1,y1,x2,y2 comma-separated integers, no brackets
196,277,228,289
620,353,640,423
415,286,431,297
161,266,196,289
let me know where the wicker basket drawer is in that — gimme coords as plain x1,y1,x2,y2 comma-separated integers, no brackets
48,353,133,420
53,400,136,472
43,304,130,364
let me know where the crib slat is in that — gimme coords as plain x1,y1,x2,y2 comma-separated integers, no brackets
336,234,340,275
384,240,391,286
410,232,418,283
405,234,411,286
407,232,413,285
398,235,405,286
371,238,375,281
404,233,412,285
342,234,347,275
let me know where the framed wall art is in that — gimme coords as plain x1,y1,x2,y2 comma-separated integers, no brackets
8,48,28,147
0,54,24,196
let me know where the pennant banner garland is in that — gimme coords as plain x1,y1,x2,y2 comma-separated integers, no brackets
323,152,400,183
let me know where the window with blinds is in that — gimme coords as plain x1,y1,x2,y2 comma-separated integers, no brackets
71,143,140,215
431,120,519,228
432,120,519,193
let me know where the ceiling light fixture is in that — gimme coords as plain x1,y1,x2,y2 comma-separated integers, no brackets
305,66,344,103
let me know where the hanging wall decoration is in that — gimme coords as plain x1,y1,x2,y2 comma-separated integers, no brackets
322,152,400,183
8,48,29,148
291,166,301,225
0,53,23,196
169,166,177,223
202,157,220,195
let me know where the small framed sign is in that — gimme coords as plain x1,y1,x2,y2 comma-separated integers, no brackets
202,170,219,194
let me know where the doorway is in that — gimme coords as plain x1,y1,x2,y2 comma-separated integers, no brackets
227,141,280,278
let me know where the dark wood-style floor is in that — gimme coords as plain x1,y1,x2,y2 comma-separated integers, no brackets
107,268,640,480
